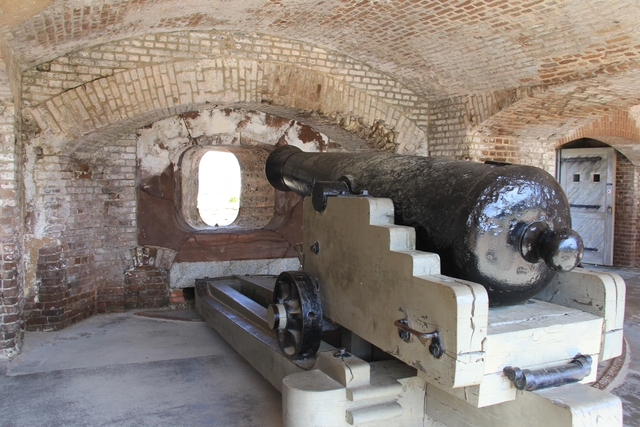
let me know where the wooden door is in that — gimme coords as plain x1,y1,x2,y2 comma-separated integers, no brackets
558,147,615,265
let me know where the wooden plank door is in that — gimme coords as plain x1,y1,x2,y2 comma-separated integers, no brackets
558,147,615,265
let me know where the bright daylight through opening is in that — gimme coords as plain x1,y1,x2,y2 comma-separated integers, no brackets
198,151,241,226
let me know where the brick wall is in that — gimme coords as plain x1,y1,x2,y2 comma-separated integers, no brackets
428,89,541,160
614,152,640,267
116,246,177,311
427,96,469,159
21,31,426,115
23,137,136,331
0,70,21,357
468,136,555,171
124,267,169,309
427,88,556,170
123,246,172,310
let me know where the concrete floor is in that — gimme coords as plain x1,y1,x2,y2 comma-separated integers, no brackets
0,311,282,427
0,265,639,427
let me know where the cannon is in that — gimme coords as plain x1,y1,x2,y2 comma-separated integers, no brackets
266,145,584,306
195,145,624,427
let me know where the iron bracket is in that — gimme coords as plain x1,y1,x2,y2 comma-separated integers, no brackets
394,319,445,358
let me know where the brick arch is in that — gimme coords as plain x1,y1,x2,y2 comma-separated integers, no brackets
27,58,427,155
468,77,640,156
467,93,640,170
553,111,640,166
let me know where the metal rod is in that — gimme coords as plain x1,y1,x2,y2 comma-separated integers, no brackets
503,355,592,391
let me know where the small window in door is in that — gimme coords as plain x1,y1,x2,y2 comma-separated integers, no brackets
573,174,580,182
593,174,601,183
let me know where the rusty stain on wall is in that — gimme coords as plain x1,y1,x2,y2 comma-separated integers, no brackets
136,107,330,265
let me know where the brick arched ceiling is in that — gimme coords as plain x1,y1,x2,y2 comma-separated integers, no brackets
1,0,639,100
0,1,52,26
475,72,640,139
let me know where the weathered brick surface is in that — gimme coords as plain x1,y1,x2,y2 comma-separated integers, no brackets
169,289,186,304
124,267,169,309
429,89,545,157
23,136,136,331
4,0,640,100
0,0,639,351
122,246,173,309
470,78,640,148
614,152,640,267
428,84,640,172
22,31,426,116
0,70,21,357
428,96,471,159
23,30,429,155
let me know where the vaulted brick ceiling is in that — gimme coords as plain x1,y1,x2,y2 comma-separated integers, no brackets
1,0,639,100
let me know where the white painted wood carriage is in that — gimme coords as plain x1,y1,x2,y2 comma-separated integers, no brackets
196,195,625,427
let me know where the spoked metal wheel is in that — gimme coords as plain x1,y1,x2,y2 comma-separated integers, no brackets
267,271,322,359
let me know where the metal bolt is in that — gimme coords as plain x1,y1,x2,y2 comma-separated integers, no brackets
333,348,351,359
429,340,442,358
396,318,411,342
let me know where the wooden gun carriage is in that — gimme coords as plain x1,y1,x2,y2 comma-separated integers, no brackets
196,146,624,426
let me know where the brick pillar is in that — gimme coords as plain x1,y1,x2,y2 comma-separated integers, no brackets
0,71,22,357
614,152,640,267
0,244,21,356
26,245,68,331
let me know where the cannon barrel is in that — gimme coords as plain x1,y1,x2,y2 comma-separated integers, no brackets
265,145,583,306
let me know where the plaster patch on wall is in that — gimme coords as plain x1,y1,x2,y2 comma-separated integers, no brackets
137,116,191,180
186,109,239,137
283,122,327,152
169,258,301,288
137,108,330,174
23,236,53,298
183,108,295,146
334,112,398,153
